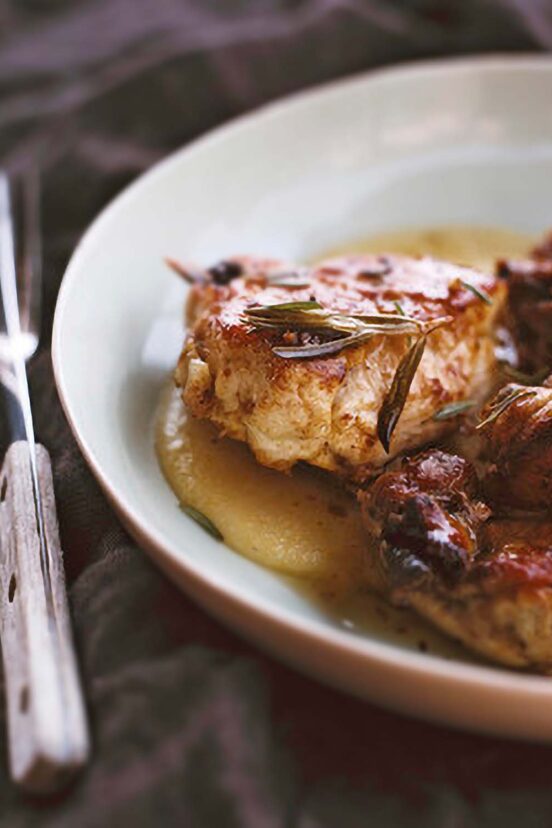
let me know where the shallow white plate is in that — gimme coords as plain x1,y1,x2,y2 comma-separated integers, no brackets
53,56,552,741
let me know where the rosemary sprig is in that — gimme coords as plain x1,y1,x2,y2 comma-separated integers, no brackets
167,257,312,289
267,269,311,288
476,387,537,430
165,257,205,284
166,257,244,286
460,280,493,306
180,504,223,540
377,336,427,453
392,300,414,347
242,302,434,344
431,400,476,421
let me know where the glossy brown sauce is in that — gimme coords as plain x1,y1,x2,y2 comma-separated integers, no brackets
156,225,533,659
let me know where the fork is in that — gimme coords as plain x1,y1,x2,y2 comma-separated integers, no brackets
0,169,90,793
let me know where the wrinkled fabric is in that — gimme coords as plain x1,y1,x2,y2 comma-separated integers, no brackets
1,2,552,826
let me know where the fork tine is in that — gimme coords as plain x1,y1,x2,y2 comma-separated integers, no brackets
18,165,41,350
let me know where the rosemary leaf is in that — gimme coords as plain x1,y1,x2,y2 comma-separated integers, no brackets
393,301,405,316
377,336,427,453
245,304,418,326
273,330,374,359
180,504,223,540
165,257,205,284
249,300,323,313
348,312,421,327
267,270,311,288
476,388,537,430
269,280,311,289
460,280,492,306
432,400,475,421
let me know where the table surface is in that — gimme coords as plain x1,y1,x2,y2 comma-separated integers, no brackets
1,2,552,826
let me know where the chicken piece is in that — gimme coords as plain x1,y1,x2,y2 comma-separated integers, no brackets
360,450,489,587
497,231,552,373
531,229,552,261
176,254,505,479
480,379,552,512
358,449,552,671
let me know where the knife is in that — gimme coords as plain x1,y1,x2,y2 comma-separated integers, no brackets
0,171,89,793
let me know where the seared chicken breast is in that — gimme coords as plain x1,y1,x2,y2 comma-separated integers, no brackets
359,378,552,671
176,254,505,479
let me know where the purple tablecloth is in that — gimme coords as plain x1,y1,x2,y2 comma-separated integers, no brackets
1,2,552,825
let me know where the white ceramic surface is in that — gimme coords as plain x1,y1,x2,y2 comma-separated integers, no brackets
53,56,552,741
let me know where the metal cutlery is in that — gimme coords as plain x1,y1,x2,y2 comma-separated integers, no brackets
0,170,89,793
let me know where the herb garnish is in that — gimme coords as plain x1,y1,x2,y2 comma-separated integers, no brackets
180,504,223,540
267,269,311,288
273,330,379,359
431,400,476,421
476,387,537,430
252,300,323,314
375,314,454,451
460,280,493,306
167,258,311,289
377,336,428,453
165,257,205,284
166,257,243,286
242,302,441,343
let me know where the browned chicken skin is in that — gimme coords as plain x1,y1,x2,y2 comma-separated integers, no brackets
359,373,552,671
360,450,489,585
480,380,552,512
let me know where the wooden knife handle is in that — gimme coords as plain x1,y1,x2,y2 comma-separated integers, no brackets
0,441,90,793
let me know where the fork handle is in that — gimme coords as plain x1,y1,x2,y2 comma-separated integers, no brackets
0,441,89,793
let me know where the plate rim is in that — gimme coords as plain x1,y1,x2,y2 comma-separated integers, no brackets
53,53,552,718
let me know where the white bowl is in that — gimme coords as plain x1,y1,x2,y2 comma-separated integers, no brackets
53,55,552,741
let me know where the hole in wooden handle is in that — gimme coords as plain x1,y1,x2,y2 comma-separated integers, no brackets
19,685,29,714
8,574,16,603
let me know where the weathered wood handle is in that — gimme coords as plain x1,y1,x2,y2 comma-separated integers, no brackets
0,441,89,793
